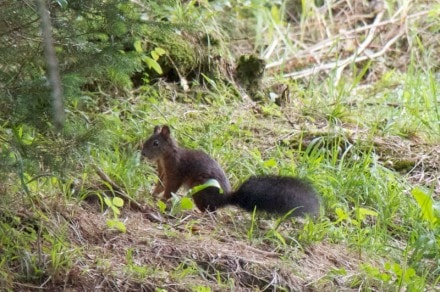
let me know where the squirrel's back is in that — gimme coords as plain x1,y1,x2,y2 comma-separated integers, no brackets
227,175,320,217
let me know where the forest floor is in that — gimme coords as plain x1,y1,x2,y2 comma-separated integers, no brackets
2,0,440,291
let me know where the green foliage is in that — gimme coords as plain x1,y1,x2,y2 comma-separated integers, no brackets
188,179,224,197
0,206,76,290
247,208,258,241
411,188,439,228
104,196,126,233
361,261,426,290
1,0,439,290
191,286,212,292
134,43,166,76
159,195,195,216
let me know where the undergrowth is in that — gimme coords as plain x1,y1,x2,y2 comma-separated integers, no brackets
1,0,439,290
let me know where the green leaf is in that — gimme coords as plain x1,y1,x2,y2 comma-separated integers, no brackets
192,286,211,292
154,47,166,55
335,207,349,223
134,40,143,53
151,48,166,60
263,158,277,168
357,207,378,221
188,179,224,197
157,200,167,213
104,197,113,207
151,51,160,61
18,126,23,139
180,197,194,210
113,197,124,208
411,188,438,225
403,268,416,281
272,230,286,246
113,221,126,233
107,219,126,233
270,5,281,24
56,0,68,8
142,56,163,74
111,205,120,216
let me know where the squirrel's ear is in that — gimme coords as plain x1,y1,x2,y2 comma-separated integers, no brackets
161,125,171,137
153,125,161,134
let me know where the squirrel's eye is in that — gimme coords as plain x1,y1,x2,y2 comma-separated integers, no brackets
153,140,159,146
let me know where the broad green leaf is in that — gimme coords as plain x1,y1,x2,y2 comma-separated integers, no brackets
154,47,166,55
104,197,113,207
180,197,194,210
143,56,163,74
134,40,143,53
157,200,167,213
111,205,120,216
263,158,277,168
335,207,349,223
113,221,126,233
403,268,416,281
113,197,124,208
411,188,438,225
188,179,224,197
151,51,160,61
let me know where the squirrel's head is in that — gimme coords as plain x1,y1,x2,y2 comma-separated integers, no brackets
141,125,173,160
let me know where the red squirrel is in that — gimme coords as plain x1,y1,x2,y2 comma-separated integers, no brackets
141,125,231,203
142,125,321,218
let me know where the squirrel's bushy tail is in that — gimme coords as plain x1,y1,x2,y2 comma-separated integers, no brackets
193,176,320,217
226,176,320,218
192,176,321,218
192,186,231,212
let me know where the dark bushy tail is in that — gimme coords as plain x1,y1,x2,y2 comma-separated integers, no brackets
192,186,231,212
192,176,321,218
226,176,320,218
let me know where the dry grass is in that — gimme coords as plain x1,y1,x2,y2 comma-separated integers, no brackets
18,195,382,291
265,0,438,83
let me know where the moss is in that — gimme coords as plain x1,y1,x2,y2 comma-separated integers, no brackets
235,54,266,101
141,22,202,77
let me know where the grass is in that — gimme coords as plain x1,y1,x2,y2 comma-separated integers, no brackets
1,0,440,290
3,74,439,289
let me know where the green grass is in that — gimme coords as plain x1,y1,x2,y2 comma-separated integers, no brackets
3,71,439,288
1,0,440,290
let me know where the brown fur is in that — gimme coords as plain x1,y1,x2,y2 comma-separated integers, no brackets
141,125,231,203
